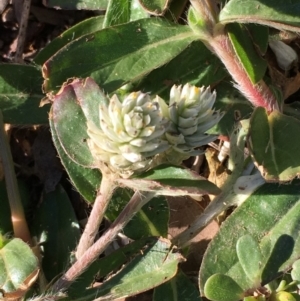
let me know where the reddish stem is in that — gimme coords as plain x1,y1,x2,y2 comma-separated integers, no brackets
209,33,279,112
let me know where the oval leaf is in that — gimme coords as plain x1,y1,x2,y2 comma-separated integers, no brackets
291,259,300,282
200,181,300,294
0,238,38,297
248,107,300,182
204,274,244,301
51,80,96,167
236,234,263,285
50,117,101,203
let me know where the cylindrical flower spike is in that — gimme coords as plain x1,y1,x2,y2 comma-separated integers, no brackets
157,83,223,163
87,91,170,178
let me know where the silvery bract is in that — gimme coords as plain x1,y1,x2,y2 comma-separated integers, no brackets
158,84,223,162
87,92,169,178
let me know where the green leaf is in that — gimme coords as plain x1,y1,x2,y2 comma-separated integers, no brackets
130,0,149,20
153,270,202,301
227,23,267,84
34,16,105,65
70,238,184,301
50,116,101,203
43,18,197,93
68,237,157,297
103,0,131,27
119,164,221,196
0,64,48,124
51,79,96,168
248,107,300,182
107,189,169,239
43,0,108,10
133,40,227,100
138,0,171,15
291,259,300,282
199,181,300,294
246,24,269,55
164,0,189,22
236,234,263,285
211,82,253,135
31,185,80,282
219,0,300,32
204,274,244,301
0,238,38,297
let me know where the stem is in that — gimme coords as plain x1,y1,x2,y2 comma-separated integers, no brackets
173,123,246,247
52,191,155,292
209,33,279,112
0,111,32,245
76,176,116,259
14,0,31,63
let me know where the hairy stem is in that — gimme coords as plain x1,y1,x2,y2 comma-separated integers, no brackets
209,33,278,112
53,190,155,292
76,176,116,259
0,111,32,245
173,123,247,247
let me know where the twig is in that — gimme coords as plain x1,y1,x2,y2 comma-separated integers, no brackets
14,0,32,63
52,190,155,292
76,176,116,259
0,110,32,245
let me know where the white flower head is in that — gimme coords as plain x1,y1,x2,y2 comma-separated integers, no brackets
165,83,223,159
87,92,170,178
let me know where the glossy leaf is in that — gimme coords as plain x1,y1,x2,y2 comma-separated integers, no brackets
70,238,184,301
107,189,169,239
236,234,263,285
199,181,300,294
31,185,80,282
138,0,170,15
219,0,300,32
43,0,108,10
248,107,300,182
119,164,221,196
68,237,157,296
227,23,267,84
43,18,197,93
34,16,105,65
153,270,202,301
0,238,38,298
133,40,227,100
204,274,244,301
0,64,48,124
